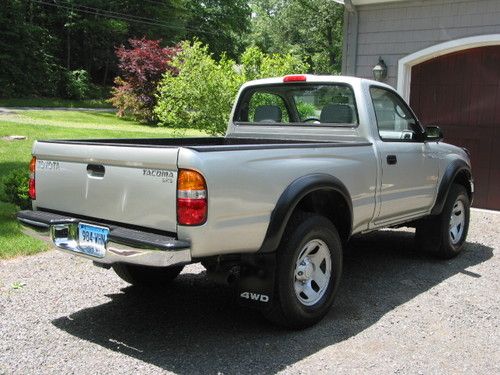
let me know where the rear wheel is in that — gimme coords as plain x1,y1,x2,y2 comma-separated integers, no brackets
264,213,342,329
112,263,184,286
416,184,470,259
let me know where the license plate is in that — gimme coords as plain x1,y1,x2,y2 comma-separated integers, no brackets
78,223,109,258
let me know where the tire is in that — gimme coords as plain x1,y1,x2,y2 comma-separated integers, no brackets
112,263,184,287
416,184,470,259
264,212,343,329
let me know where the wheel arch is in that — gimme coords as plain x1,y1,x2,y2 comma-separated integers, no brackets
258,174,353,253
431,159,473,215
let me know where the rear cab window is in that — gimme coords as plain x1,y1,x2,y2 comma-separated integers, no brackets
234,83,358,127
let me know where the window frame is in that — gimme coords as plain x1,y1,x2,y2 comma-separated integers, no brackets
369,85,425,143
233,83,360,128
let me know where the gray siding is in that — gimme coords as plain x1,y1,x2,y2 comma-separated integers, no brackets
343,0,500,88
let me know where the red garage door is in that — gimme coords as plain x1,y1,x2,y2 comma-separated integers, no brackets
410,45,500,210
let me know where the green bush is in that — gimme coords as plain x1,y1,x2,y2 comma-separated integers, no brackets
1,169,31,210
64,70,92,100
155,42,309,135
155,41,244,135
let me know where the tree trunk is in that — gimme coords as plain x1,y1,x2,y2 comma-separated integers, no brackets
66,29,71,70
102,54,110,86
326,27,335,68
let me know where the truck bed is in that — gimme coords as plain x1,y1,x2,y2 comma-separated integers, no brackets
38,137,371,152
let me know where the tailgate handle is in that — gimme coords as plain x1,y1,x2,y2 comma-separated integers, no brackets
87,164,105,178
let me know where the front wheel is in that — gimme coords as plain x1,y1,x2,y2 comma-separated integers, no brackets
416,184,470,258
112,263,184,287
264,213,342,329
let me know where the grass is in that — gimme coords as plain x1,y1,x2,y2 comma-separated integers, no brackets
0,98,112,108
0,109,206,259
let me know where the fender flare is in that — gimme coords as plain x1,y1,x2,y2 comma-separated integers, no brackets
431,159,473,215
258,173,353,253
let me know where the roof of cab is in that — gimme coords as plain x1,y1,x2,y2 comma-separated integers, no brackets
241,74,394,91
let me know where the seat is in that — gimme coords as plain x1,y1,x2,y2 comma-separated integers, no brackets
254,105,282,122
320,104,353,124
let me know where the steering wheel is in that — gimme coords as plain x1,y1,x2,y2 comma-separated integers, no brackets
302,117,321,123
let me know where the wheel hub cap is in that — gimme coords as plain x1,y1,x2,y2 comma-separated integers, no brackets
293,239,332,306
295,258,314,281
449,199,465,245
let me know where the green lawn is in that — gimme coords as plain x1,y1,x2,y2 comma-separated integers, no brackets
0,110,205,259
0,98,112,108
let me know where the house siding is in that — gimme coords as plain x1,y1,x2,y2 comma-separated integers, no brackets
343,0,500,88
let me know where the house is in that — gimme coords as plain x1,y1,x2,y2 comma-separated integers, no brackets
341,0,500,210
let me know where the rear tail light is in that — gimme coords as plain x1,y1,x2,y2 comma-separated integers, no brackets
177,169,207,225
29,156,36,200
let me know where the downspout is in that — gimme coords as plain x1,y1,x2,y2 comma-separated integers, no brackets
341,0,359,76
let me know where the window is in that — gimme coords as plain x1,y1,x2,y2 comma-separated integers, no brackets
247,92,290,123
235,84,358,126
370,87,421,141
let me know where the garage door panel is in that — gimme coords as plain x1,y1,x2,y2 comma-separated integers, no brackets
441,124,492,209
487,127,500,210
410,45,500,210
469,84,497,125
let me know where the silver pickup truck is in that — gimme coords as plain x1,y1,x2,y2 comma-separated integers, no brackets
18,75,473,328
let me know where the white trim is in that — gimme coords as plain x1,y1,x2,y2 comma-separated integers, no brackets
397,34,500,101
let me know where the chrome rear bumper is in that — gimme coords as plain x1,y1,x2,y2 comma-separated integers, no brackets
17,210,191,267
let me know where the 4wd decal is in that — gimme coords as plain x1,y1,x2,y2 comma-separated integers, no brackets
240,292,269,303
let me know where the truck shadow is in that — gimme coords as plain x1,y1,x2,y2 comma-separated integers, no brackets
52,230,493,374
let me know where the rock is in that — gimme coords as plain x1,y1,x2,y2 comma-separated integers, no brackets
1,135,27,141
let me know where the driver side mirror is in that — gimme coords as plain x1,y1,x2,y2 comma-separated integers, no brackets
425,125,443,142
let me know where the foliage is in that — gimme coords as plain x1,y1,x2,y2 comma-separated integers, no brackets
296,102,317,120
155,41,309,135
185,0,252,59
0,98,111,108
63,70,92,100
155,41,244,135
0,0,255,98
0,169,30,210
110,38,180,123
0,0,61,97
247,0,344,74
241,46,309,80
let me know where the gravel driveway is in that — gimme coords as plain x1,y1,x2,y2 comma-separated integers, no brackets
1,209,499,375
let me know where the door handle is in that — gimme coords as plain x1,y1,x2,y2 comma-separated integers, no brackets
386,155,397,165
87,164,105,178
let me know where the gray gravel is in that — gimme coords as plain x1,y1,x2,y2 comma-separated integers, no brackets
1,209,499,375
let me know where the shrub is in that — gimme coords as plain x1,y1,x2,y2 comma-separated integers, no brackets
110,38,180,123
155,42,309,135
63,69,92,100
1,169,30,210
241,46,309,80
155,41,244,135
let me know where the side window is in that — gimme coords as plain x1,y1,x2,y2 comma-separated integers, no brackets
247,92,289,123
370,87,420,141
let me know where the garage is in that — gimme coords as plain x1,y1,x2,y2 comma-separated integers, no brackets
409,46,500,210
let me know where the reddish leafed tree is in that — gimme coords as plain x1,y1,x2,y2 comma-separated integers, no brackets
110,38,180,123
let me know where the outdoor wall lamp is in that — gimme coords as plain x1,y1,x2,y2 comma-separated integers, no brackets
372,57,387,81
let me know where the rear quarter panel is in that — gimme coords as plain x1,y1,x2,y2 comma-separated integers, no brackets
177,145,378,257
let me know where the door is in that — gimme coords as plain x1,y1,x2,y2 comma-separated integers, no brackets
370,86,438,224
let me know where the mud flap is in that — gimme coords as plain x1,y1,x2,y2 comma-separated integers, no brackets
237,252,276,311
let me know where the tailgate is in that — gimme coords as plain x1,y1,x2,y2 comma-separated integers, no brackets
33,141,179,233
